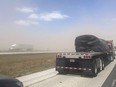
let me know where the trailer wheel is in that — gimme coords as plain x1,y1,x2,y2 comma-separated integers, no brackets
99,59,105,71
58,70,66,74
92,63,98,77
99,59,103,71
108,56,114,62
102,60,105,70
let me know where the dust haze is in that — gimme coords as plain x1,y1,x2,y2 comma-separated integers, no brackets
0,23,116,52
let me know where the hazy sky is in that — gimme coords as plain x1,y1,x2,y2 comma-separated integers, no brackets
0,0,116,51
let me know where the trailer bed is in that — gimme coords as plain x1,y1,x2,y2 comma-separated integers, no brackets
56,52,106,59
56,52,110,76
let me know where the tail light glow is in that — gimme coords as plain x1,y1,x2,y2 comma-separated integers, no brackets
84,56,91,59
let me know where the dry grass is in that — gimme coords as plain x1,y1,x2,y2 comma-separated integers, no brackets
0,53,56,77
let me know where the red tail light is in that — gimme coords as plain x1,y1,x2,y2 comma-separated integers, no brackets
84,56,91,59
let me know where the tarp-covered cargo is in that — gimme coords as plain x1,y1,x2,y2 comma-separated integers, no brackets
75,35,110,52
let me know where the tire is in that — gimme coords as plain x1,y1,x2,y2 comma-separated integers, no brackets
92,63,98,77
102,60,105,70
99,59,103,71
108,56,114,62
58,70,66,74
99,59,105,71
111,56,114,61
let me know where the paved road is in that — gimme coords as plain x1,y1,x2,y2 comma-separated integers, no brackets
102,64,116,87
29,59,116,87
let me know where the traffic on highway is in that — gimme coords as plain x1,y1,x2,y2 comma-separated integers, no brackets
0,0,116,87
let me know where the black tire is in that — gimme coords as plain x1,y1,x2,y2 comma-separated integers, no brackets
108,56,114,62
102,60,105,70
58,70,67,74
92,63,98,77
99,59,105,71
98,59,103,72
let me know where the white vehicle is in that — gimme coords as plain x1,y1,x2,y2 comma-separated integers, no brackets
9,44,33,51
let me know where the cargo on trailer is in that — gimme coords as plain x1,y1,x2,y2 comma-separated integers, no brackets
56,35,115,77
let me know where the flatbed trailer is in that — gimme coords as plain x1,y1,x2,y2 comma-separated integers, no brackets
56,51,115,76
56,35,115,77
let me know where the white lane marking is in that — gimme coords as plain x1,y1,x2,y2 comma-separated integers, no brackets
112,79,116,87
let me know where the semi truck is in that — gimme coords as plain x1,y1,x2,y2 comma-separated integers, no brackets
9,44,33,51
56,35,115,76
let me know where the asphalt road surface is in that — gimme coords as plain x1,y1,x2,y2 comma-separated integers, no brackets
102,64,116,87
29,59,116,87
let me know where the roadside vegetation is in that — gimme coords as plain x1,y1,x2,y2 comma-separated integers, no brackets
0,53,56,77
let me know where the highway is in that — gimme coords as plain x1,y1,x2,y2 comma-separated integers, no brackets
24,59,116,87
102,64,116,87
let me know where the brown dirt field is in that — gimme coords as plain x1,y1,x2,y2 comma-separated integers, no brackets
0,53,56,77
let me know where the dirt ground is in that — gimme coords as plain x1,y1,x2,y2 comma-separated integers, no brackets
0,53,56,77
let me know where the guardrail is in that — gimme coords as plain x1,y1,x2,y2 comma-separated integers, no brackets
17,68,58,87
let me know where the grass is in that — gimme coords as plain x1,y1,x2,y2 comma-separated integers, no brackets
0,53,56,77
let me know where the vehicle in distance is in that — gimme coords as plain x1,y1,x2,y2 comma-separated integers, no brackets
9,44,33,51
56,35,115,76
